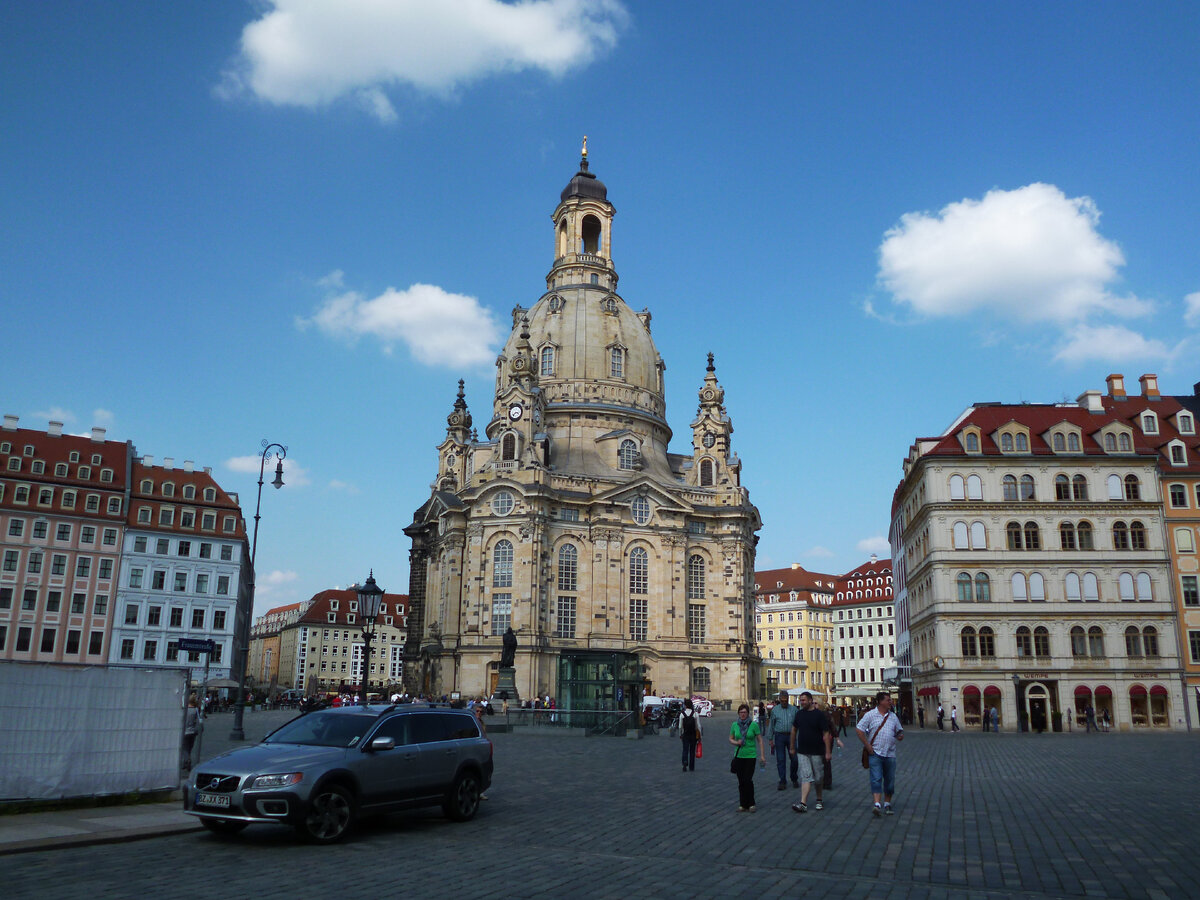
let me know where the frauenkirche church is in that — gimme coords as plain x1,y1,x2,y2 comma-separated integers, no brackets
403,145,761,709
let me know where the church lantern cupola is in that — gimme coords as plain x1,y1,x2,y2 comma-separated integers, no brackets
549,137,617,291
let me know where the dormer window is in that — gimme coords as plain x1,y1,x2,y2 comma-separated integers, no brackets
1142,413,1158,434
1016,434,1028,452
183,484,195,499
1052,433,1065,451
1001,433,1013,452
1119,433,1132,452
618,439,639,470
1169,441,1186,465
540,345,555,377
1179,413,1194,434
163,482,175,497
965,433,979,452
141,479,153,493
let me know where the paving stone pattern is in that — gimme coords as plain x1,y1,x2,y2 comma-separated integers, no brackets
2,712,1196,899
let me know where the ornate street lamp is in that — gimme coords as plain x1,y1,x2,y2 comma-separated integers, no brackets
357,571,385,708
230,441,286,741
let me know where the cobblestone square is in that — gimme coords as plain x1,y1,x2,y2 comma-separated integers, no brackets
2,712,1196,899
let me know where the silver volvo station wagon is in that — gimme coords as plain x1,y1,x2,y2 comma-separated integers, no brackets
184,705,493,843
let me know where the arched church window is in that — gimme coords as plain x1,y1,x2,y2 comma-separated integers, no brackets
540,346,555,377
601,297,617,313
492,540,513,588
558,544,578,592
548,295,564,312
581,214,601,254
687,555,705,600
699,458,714,486
556,221,568,258
629,547,648,594
610,347,624,378
502,433,517,461
618,440,639,470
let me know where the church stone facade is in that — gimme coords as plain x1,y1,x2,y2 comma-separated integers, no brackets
403,149,762,710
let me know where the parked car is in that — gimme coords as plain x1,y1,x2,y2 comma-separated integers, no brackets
184,705,493,843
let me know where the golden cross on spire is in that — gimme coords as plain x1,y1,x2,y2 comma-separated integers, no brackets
581,135,588,158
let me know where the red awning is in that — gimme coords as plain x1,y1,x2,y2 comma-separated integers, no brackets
962,685,980,697
1129,684,1147,697
1150,685,1168,696
1074,685,1093,697
1095,685,1112,697
983,685,1001,697
917,686,940,697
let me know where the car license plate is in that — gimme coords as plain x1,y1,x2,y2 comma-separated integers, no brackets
196,791,231,808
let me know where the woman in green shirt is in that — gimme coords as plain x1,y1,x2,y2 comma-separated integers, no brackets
729,702,767,811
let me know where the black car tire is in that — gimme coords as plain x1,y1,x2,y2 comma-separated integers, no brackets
298,784,355,844
200,817,248,836
443,770,481,822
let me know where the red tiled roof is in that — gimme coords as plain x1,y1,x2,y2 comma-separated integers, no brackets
299,589,410,627
753,566,838,595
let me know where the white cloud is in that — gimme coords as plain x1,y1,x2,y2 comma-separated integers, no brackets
225,455,311,487
1053,324,1175,365
220,0,629,120
856,536,891,556
1185,291,1200,328
804,546,835,559
328,479,360,494
92,408,115,427
878,183,1149,324
264,570,299,586
297,277,501,368
32,406,77,424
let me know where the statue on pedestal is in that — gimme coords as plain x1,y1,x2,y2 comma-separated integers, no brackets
500,626,517,669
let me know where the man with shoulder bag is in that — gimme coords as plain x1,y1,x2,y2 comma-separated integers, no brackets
856,691,904,818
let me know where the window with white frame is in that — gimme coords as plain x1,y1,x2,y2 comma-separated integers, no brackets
618,439,638,470
630,496,651,525
687,603,706,643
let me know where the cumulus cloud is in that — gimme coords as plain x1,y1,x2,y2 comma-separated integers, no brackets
32,406,77,424
92,408,115,427
328,479,361,494
297,275,501,367
1185,291,1200,328
878,183,1148,324
265,570,299,586
804,546,835,559
1053,324,1176,365
226,455,312,487
220,0,629,120
856,536,891,556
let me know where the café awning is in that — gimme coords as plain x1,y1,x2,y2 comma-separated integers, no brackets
962,685,981,697
917,686,940,697
1150,685,1168,696
1075,685,1093,697
983,685,1002,697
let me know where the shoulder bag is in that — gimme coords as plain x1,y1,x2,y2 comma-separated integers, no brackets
861,713,890,769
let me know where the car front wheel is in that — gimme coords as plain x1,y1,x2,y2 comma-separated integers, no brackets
443,770,481,822
298,784,355,843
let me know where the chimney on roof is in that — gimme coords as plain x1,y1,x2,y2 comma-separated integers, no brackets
183,460,194,472
48,421,63,437
163,457,174,470
790,563,801,570
1139,374,1160,399
3,414,17,431
142,455,154,467
90,426,106,443
870,554,878,563
204,466,211,475
1105,373,1126,399
1077,390,1104,413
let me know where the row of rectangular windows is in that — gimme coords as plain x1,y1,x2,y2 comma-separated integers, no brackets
7,519,118,545
0,587,107,615
4,457,115,481
0,623,104,655
1,550,114,578
135,505,237,531
131,535,235,560
957,625,1161,659
1,484,121,513
118,637,221,664
119,603,228,630
127,568,231,595
2,445,106,465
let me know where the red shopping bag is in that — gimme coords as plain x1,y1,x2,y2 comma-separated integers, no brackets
695,738,703,759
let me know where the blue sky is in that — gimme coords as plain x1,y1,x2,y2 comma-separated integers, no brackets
3,2,1198,616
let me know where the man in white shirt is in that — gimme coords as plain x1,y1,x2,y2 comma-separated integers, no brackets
856,691,905,817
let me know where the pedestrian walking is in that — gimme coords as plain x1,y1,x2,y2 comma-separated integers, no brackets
729,703,766,812
982,706,989,732
838,706,850,737
950,704,960,732
856,691,905,817
181,695,199,773
679,698,702,772
989,705,998,732
789,692,834,814
766,690,799,789
936,703,945,731
917,706,925,729
1085,704,1097,733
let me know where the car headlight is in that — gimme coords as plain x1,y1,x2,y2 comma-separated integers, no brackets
250,773,304,790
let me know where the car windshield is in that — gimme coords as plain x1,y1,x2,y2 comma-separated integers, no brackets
263,713,375,748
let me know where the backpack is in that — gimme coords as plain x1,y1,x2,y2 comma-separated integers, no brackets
681,711,697,737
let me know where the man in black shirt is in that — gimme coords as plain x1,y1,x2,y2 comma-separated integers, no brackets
789,691,833,813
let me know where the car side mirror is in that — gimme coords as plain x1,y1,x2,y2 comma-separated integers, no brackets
368,736,395,752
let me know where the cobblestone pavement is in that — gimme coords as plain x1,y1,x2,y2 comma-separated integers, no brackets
2,713,1197,900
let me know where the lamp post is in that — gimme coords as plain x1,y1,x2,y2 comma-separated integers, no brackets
230,441,287,741
357,571,385,708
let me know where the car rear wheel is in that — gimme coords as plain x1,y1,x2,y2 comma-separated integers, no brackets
200,817,248,836
443,770,481,822
298,784,355,843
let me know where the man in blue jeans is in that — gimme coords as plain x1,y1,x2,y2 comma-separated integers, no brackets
856,690,905,817
765,690,799,790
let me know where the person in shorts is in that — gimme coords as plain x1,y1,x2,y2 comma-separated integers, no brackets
789,691,833,813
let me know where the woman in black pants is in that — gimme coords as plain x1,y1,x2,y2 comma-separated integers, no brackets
729,703,766,811
679,698,702,772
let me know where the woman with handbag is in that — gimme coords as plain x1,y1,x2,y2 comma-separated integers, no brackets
679,698,702,772
729,703,767,812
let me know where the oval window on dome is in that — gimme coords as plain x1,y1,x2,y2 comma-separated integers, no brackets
491,491,515,516
631,496,651,525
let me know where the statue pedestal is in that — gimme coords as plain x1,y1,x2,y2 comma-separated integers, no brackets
491,667,520,707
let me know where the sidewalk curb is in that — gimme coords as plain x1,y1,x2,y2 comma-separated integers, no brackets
0,818,202,856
